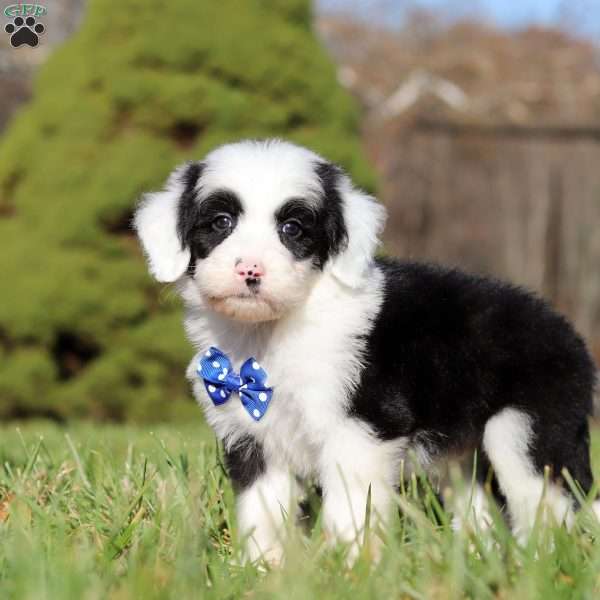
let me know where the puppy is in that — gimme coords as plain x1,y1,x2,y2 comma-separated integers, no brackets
134,139,599,563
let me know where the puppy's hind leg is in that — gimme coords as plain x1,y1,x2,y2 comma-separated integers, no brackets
482,408,589,542
449,449,501,533
450,483,493,533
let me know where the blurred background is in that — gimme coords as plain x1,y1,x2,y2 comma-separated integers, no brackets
0,0,598,422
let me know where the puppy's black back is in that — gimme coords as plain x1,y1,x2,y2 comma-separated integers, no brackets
350,257,596,492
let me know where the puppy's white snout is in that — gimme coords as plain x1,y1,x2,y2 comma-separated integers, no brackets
235,257,265,280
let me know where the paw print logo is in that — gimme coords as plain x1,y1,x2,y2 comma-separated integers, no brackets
5,16,45,48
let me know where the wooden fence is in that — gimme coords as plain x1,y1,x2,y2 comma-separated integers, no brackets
370,117,600,360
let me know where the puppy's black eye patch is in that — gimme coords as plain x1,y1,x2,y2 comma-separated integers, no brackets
193,190,242,253
274,162,349,269
275,199,319,262
178,186,243,269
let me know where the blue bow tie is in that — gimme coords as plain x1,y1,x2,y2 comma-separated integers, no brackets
197,347,273,421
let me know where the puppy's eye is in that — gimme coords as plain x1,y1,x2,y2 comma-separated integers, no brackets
212,214,233,233
281,220,303,239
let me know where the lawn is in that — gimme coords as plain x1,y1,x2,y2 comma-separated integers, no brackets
0,421,599,600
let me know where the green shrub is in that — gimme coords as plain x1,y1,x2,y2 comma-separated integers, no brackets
0,0,374,421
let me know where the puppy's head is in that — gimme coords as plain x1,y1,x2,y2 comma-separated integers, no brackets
134,139,386,322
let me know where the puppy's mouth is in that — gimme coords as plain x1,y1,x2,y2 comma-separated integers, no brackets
206,292,283,322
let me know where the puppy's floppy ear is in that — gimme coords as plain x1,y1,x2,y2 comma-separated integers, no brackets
133,162,203,282
317,162,387,288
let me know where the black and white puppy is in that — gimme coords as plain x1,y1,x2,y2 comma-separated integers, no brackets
135,139,599,563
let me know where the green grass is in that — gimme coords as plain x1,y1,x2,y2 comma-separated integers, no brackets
0,421,599,599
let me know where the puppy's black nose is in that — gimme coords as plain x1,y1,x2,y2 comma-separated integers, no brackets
245,277,260,291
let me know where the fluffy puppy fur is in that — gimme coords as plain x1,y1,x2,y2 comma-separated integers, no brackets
135,139,599,563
